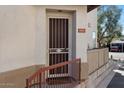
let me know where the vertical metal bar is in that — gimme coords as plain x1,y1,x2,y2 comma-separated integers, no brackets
67,19,69,69
51,69,53,88
54,18,58,87
65,19,67,88
44,71,46,88
43,72,45,88
65,19,68,74
37,74,39,88
78,59,81,84
59,19,62,88
47,71,49,88
53,68,55,88
49,18,52,67
67,19,69,73
60,19,62,49
63,19,65,73
66,20,69,76
61,19,64,74
61,19,64,80
26,79,29,88
60,19,62,78
60,19,62,75
35,77,37,88
51,19,57,87
54,19,57,87
51,18,53,67
52,69,54,88
54,19,57,66
51,18,54,88
42,72,44,88
58,19,60,49
34,77,35,88
39,73,41,88
55,65,57,88
64,19,66,75
57,19,59,75
41,72,43,88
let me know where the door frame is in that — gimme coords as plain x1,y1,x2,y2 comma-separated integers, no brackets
47,11,73,67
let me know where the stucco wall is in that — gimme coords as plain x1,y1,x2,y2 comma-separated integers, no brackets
87,8,97,49
0,6,36,73
35,5,88,64
0,5,97,73
87,48,109,74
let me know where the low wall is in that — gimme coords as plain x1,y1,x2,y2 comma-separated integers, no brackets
86,61,114,88
76,48,113,88
76,60,114,88
87,48,109,75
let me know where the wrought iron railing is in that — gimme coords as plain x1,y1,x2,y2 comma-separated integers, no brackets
26,58,81,88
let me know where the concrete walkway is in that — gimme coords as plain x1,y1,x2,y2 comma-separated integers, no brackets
96,61,124,88
96,68,115,88
107,63,124,88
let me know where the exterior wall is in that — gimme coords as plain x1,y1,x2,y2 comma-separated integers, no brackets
0,5,89,73
0,6,36,73
87,8,97,49
35,5,88,64
0,6,97,83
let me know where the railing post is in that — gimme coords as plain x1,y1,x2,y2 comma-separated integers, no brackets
26,79,29,88
39,73,41,88
79,59,81,84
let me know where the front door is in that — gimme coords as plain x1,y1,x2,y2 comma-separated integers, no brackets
48,13,72,75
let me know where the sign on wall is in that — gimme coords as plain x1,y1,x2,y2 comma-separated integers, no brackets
78,28,86,33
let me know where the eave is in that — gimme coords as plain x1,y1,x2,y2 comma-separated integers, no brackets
87,5,100,12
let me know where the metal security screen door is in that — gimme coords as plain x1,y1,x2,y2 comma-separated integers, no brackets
49,17,71,74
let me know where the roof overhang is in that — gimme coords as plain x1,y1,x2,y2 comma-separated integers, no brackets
87,5,100,12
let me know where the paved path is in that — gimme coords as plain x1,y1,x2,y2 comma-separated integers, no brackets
107,62,124,88
96,68,115,88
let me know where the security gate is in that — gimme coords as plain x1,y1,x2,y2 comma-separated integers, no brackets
49,16,72,74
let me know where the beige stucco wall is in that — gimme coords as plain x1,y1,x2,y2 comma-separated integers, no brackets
87,8,97,49
0,6,36,73
87,48,109,74
0,5,97,73
35,5,88,64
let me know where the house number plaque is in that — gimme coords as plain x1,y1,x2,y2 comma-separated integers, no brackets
78,28,86,33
